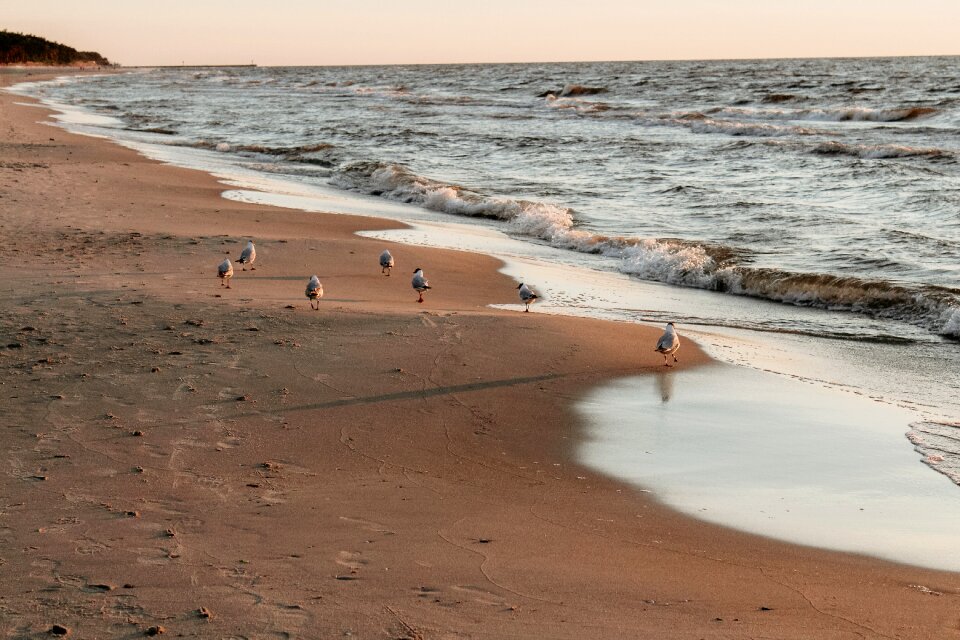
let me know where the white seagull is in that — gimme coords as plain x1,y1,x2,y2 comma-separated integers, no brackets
655,322,680,366
411,267,431,303
237,240,256,271
517,282,539,312
305,275,323,310
217,258,233,288
379,249,395,276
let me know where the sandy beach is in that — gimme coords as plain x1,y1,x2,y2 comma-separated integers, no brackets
2,71,959,639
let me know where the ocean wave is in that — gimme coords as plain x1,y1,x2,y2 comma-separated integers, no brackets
125,126,177,135
646,114,818,137
621,248,960,336
326,160,960,338
545,95,611,114
330,161,579,227
810,141,950,159
687,118,818,137
538,84,609,98
191,140,336,157
761,93,797,103
713,105,938,122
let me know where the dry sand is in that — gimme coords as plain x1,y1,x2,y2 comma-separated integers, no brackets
1,71,959,639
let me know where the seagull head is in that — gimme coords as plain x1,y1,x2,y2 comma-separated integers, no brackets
413,267,422,273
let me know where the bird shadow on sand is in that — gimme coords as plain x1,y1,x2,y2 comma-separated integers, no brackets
232,373,563,417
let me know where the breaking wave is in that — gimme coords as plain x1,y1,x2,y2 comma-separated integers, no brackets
545,95,612,114
712,105,938,122
328,161,960,338
810,141,950,159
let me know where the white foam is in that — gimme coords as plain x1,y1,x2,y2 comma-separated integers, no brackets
619,239,719,288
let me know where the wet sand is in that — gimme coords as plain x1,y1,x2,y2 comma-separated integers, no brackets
2,71,959,639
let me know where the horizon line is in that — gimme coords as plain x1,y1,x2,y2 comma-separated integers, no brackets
121,52,960,69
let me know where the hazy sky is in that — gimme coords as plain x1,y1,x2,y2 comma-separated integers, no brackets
5,0,958,66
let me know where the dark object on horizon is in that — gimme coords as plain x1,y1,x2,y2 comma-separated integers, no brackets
0,30,111,66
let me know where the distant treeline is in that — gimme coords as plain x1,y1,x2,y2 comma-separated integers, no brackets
0,30,110,66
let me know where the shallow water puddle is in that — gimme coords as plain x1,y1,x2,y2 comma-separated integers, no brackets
577,363,960,572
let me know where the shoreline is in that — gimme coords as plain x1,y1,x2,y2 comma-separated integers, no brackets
3,71,959,638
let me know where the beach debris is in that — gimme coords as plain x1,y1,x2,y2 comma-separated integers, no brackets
305,275,323,310
379,249,395,276
217,258,233,288
517,282,539,312
237,240,256,270
909,584,943,596
654,322,680,366
144,625,166,636
197,607,213,619
87,583,115,592
48,624,70,635
411,267,431,303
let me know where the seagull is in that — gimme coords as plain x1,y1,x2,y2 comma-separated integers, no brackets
237,240,256,271
379,249,395,276
517,282,539,312
655,322,680,366
305,275,323,310
411,267,431,303
217,258,233,288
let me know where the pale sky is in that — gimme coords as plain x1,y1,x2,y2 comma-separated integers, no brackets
4,0,958,66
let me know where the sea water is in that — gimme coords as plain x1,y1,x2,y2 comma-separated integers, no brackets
9,58,960,569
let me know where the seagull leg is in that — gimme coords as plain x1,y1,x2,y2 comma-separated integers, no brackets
417,293,424,303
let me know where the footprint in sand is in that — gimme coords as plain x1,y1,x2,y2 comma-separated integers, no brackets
215,436,242,449
451,584,512,608
338,516,395,536
335,550,367,573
